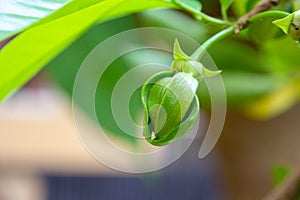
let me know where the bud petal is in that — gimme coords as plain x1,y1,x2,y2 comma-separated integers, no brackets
141,71,199,146
172,39,221,80
172,60,221,81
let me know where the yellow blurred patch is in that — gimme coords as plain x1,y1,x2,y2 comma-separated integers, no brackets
244,79,300,120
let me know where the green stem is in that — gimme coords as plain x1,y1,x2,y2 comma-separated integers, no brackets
191,10,289,61
196,12,233,26
249,10,290,22
191,26,235,61
221,7,228,21
173,0,233,26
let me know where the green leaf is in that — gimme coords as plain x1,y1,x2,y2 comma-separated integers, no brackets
231,0,248,16
0,0,176,101
220,0,233,11
248,17,280,43
173,0,202,15
273,13,294,34
30,0,106,28
220,0,233,20
0,0,70,41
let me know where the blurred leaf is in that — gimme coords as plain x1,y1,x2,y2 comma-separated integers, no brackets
47,15,173,142
246,0,261,12
220,0,233,20
47,16,140,142
0,0,70,41
139,9,208,41
231,0,249,16
232,0,269,17
220,0,233,11
272,166,290,187
0,0,176,101
208,39,264,72
263,36,300,72
197,72,280,107
173,0,202,14
248,17,282,43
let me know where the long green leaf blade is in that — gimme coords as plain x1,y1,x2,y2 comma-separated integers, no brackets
0,0,176,101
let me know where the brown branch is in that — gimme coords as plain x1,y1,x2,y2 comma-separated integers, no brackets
235,0,281,33
263,169,300,200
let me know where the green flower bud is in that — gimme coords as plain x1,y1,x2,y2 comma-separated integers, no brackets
273,10,300,42
141,71,200,146
141,39,221,146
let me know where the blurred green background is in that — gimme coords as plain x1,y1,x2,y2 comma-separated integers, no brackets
45,0,300,142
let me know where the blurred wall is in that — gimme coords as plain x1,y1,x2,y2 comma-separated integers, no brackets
218,104,300,200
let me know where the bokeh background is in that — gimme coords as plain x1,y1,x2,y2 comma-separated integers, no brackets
1,0,300,199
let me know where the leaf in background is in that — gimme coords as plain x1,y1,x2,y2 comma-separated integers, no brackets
246,0,260,12
140,9,208,41
263,36,300,72
231,0,248,17
173,0,202,14
208,39,264,72
220,0,233,11
197,71,280,108
232,0,267,17
47,16,141,142
219,0,233,20
0,0,70,41
0,0,176,101
248,17,281,43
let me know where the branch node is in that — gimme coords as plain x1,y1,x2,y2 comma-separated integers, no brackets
234,0,281,33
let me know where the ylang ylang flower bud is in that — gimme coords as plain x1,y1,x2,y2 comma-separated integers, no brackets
141,39,221,146
141,71,199,146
